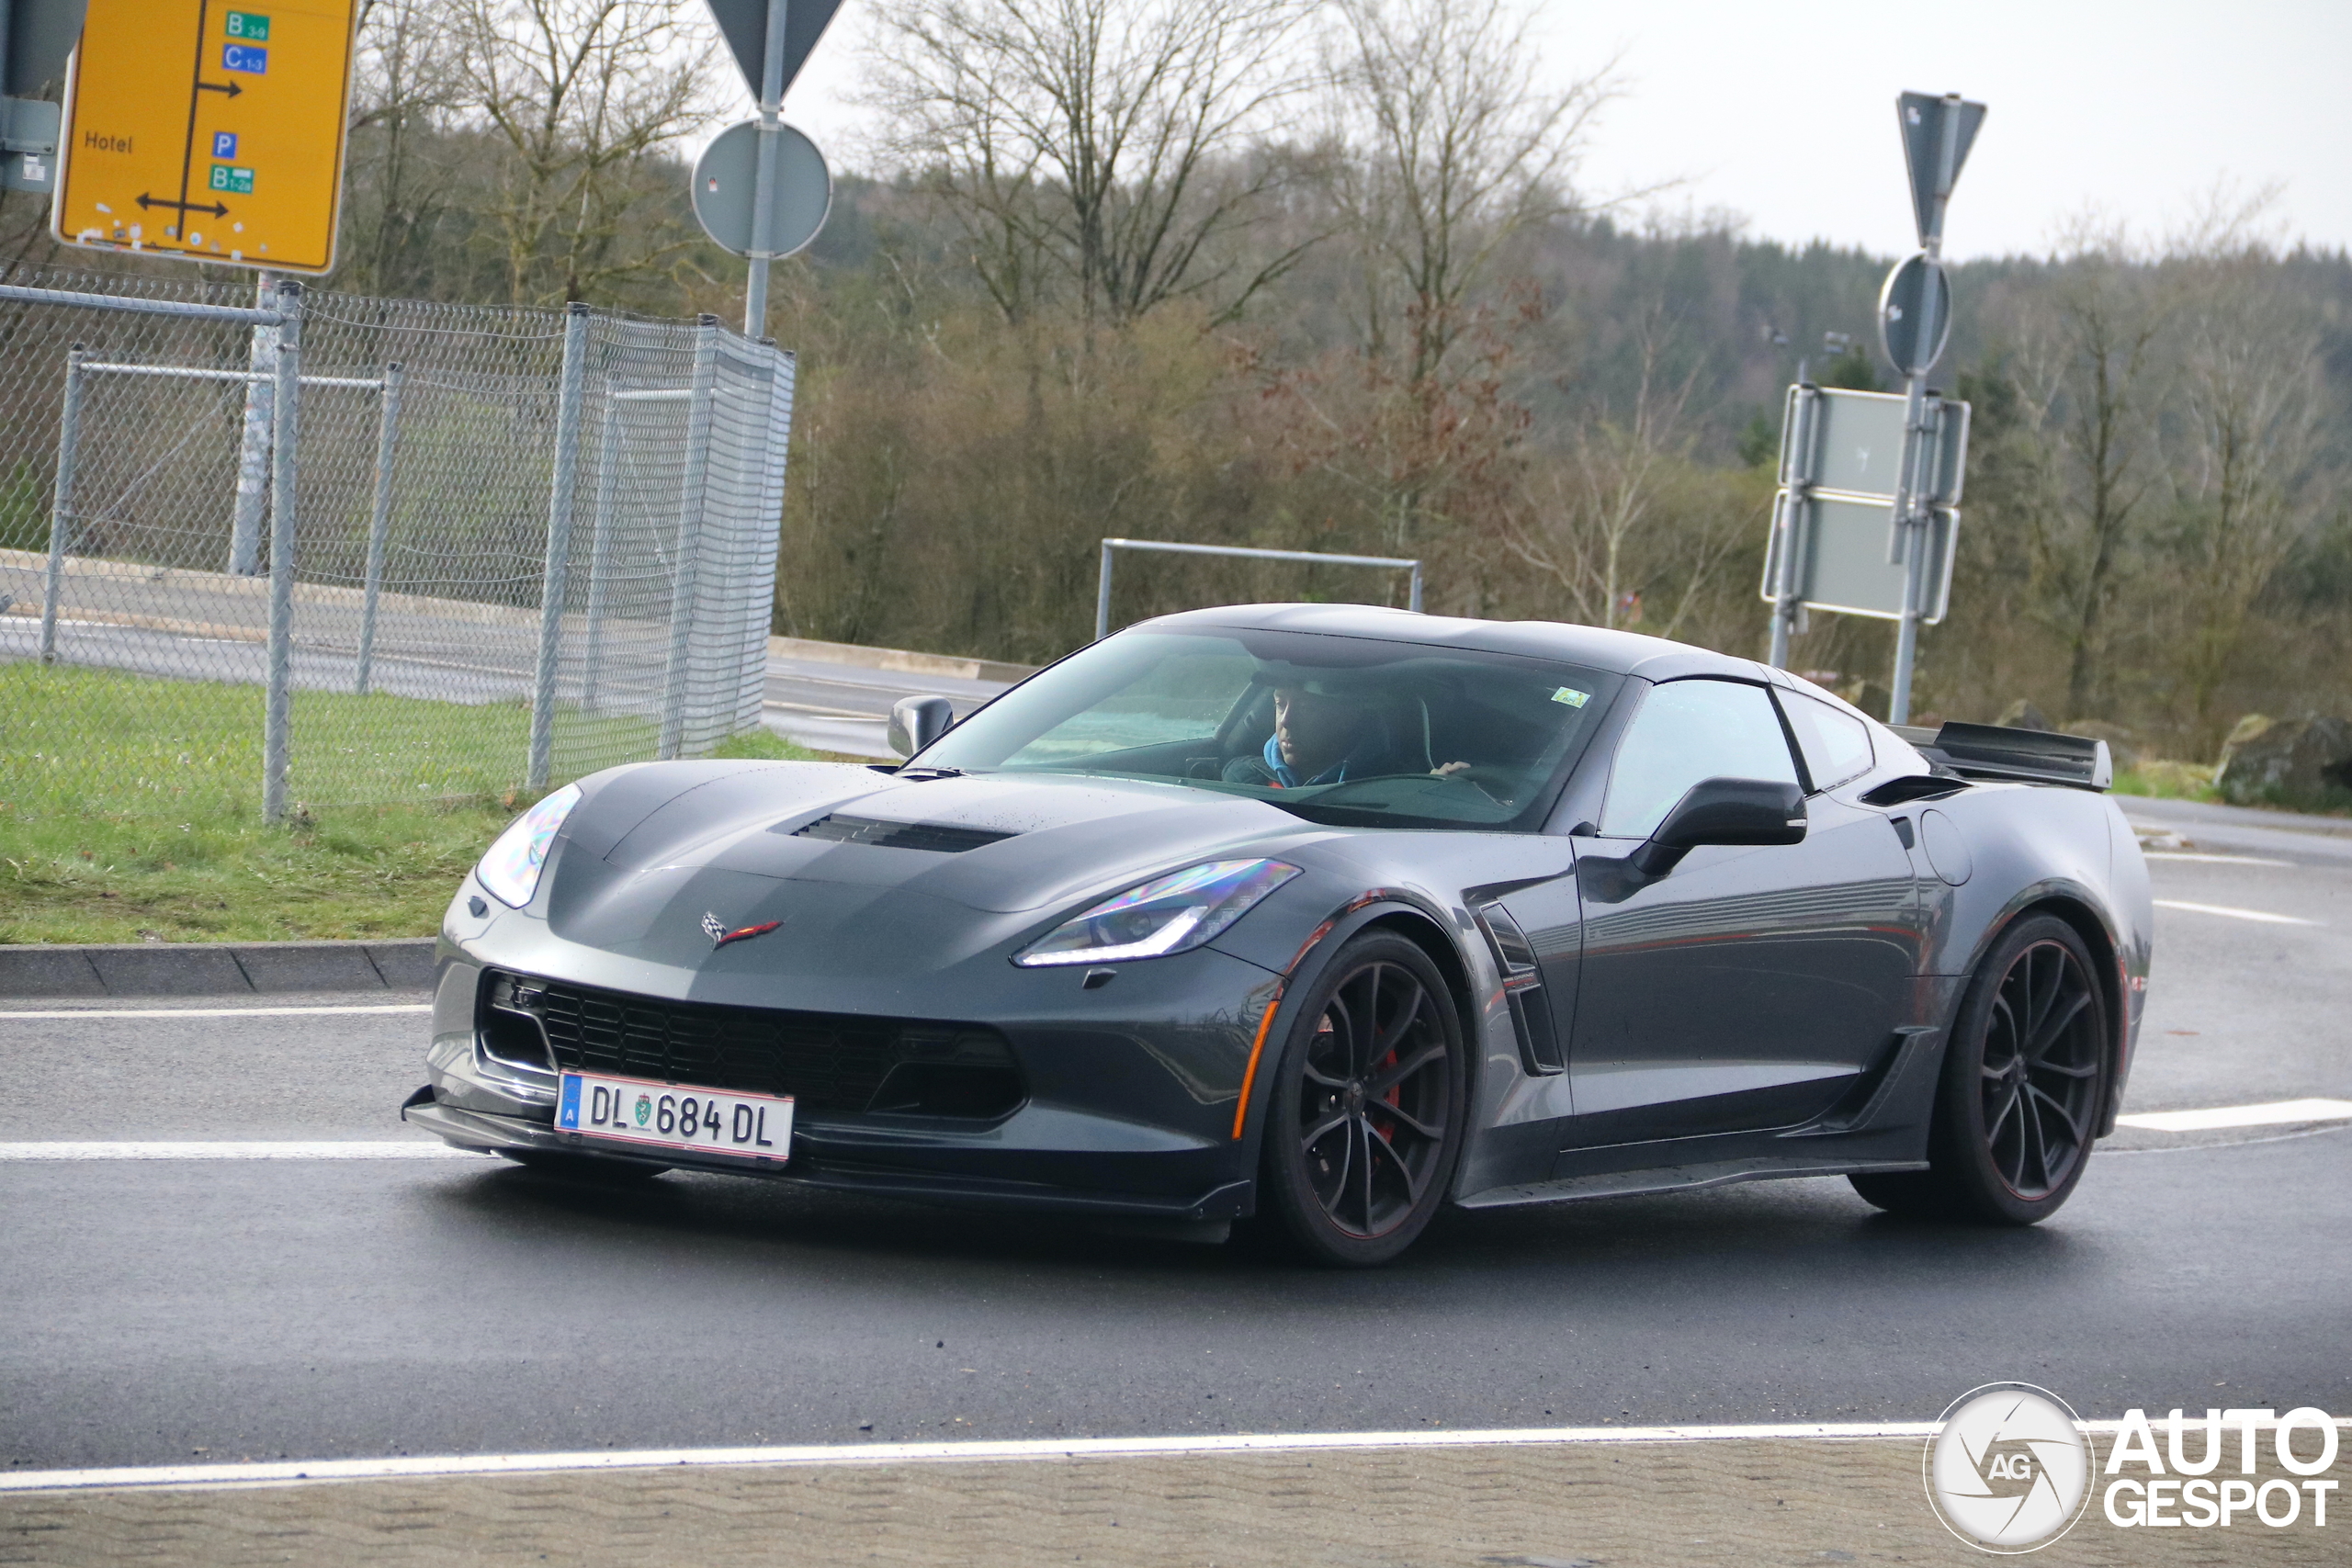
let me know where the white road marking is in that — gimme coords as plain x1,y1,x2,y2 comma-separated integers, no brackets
0,1004,432,1021
0,1141,490,1160
2153,898,2317,926
2115,1098,2352,1134
2143,852,2293,866
7,1417,2344,1495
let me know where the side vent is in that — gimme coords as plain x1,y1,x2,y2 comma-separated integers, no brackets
796,814,1018,853
1474,902,1564,1076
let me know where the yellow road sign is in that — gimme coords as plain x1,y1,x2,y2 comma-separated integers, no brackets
53,0,357,273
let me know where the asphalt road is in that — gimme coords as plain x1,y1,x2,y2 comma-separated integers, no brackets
3,813,2346,1474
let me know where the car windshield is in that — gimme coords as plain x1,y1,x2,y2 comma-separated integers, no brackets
914,627,1618,830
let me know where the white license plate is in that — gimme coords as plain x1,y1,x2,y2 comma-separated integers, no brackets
556,1071,793,1160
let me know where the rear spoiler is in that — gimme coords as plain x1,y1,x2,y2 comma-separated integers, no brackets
1887,722,2113,792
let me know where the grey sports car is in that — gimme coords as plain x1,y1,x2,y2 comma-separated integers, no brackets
403,604,2154,1264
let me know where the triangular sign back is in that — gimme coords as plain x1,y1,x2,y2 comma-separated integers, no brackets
704,0,848,102
1897,92,1985,248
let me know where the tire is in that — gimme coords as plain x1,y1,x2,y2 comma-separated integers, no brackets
501,1150,669,1184
1851,914,2110,1224
1257,932,1469,1266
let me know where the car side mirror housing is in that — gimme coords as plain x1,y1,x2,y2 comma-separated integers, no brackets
888,694,956,759
1628,776,1807,878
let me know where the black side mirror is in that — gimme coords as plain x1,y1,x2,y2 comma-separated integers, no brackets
1628,776,1807,878
888,694,956,759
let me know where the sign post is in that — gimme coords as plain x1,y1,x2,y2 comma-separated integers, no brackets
52,0,358,272
1762,91,1984,727
700,0,843,338
1883,90,1983,723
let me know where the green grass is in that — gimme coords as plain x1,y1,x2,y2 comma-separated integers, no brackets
0,663,830,943
2110,759,2221,804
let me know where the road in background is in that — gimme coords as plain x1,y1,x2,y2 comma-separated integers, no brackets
3,832,2345,1472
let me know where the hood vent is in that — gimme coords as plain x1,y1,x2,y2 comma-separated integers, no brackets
795,813,1017,853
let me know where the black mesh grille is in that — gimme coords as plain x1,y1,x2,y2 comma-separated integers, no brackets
508,973,1012,1114
795,814,1016,853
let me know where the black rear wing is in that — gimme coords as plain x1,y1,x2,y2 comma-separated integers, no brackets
1888,722,2113,792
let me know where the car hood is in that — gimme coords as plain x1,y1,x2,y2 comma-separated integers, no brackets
535,762,1331,973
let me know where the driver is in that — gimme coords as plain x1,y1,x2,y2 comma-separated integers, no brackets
1223,683,1471,788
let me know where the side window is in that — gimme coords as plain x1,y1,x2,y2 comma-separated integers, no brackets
1780,690,1875,793
1599,680,1800,839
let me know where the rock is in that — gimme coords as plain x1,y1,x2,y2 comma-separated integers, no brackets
1996,698,2052,731
2064,719,2140,772
2214,715,2352,807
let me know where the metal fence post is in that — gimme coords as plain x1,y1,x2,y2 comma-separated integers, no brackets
658,318,722,761
1407,562,1424,614
1094,539,1115,641
227,271,276,575
263,281,303,825
580,378,622,714
355,362,403,695
529,304,593,791
37,342,85,664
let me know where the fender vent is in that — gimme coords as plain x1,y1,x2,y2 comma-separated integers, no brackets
795,814,1017,853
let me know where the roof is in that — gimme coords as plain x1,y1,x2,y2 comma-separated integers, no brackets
1138,603,1763,682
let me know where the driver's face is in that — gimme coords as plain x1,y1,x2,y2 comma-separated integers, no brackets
1272,688,1363,773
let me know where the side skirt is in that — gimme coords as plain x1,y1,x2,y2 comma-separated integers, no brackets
1453,1156,1930,1211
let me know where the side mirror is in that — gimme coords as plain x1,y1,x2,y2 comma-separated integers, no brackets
888,694,956,759
1628,777,1807,878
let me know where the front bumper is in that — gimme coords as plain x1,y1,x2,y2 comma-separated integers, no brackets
403,942,1272,1223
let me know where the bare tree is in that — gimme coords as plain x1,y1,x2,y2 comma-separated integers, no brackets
344,0,467,296
868,0,1316,325
1319,0,1620,386
2007,216,2168,718
2162,212,2337,746
1506,320,1735,637
449,0,717,304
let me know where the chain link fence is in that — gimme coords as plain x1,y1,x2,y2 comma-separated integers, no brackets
0,267,792,823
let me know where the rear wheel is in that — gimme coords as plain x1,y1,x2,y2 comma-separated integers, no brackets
1852,914,2109,1224
1258,933,1467,1266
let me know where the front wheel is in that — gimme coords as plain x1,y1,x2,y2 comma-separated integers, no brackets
1257,932,1468,1266
1852,914,2110,1224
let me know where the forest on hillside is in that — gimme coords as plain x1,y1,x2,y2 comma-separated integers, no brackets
2,0,2344,761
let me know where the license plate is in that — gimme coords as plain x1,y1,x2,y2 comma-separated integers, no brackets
556,1071,792,1160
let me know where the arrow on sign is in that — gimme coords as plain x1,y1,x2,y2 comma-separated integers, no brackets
137,192,229,216
196,79,244,97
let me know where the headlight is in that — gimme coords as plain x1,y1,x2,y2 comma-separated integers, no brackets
1015,858,1300,967
476,783,582,908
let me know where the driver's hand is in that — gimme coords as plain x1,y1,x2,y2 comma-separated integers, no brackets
1430,761,1472,778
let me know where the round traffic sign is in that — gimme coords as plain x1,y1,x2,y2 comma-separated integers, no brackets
1877,253,1951,378
692,120,831,259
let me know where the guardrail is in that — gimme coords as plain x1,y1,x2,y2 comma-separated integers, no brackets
1092,538,1424,641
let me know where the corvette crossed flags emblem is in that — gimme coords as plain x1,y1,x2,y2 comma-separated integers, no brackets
702,911,784,949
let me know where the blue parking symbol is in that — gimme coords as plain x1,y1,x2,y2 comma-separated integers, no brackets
222,43,266,73
212,131,237,159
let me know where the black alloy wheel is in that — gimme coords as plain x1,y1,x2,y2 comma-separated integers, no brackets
1259,931,1467,1266
1852,913,2110,1224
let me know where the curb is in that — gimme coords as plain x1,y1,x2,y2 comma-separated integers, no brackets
767,633,1036,686
0,938,435,998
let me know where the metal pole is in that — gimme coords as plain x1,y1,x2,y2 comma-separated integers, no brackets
1768,384,1818,670
580,378,623,714
658,318,721,760
1094,539,1115,641
743,0,790,337
228,271,276,575
355,362,403,696
1408,562,1423,613
529,303,594,791
38,344,85,664
262,280,303,825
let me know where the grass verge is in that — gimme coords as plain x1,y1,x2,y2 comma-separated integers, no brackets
2,664,834,943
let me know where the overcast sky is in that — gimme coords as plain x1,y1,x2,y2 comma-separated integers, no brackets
758,0,2352,264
